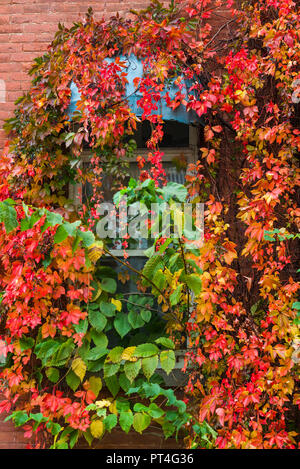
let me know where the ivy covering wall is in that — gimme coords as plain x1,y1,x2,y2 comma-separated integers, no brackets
0,0,299,449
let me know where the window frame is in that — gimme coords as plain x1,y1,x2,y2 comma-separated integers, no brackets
69,124,198,258
68,125,198,378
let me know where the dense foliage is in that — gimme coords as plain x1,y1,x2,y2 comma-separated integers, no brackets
0,0,299,449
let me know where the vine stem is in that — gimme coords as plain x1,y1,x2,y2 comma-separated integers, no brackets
103,247,170,308
120,298,161,314
178,237,190,319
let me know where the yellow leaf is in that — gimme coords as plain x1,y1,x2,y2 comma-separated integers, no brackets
223,250,237,265
71,357,86,382
88,241,104,264
95,399,111,408
90,419,105,439
122,346,137,362
92,282,102,302
111,299,122,312
109,400,118,415
89,376,102,398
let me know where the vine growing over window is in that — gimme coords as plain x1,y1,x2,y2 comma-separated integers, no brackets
0,0,299,449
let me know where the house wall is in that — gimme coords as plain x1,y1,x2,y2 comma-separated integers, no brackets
0,0,232,449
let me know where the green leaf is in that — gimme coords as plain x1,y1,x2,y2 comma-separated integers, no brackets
88,309,107,332
162,182,187,202
185,274,202,296
20,210,44,231
186,258,203,275
66,370,80,391
6,411,29,427
87,358,105,372
100,301,117,317
141,382,161,399
128,310,145,329
19,336,35,351
114,313,131,338
72,234,81,254
148,403,165,419
119,373,131,393
162,421,176,438
160,388,177,406
74,318,88,334
100,277,117,294
86,346,108,361
142,355,158,380
30,413,47,424
133,343,159,358
46,421,62,436
115,398,130,412
45,367,59,383
35,339,61,366
158,238,172,254
160,350,175,375
51,339,75,367
169,284,183,306
68,430,79,449
155,337,175,349
103,362,120,378
90,330,108,348
140,309,151,322
103,414,117,432
41,211,63,233
152,269,167,290
133,413,151,434
124,360,141,383
53,225,69,244
0,200,18,233
42,256,52,269
54,221,81,244
106,346,124,363
77,229,95,247
133,403,148,413
105,375,120,397
83,428,94,446
119,410,133,434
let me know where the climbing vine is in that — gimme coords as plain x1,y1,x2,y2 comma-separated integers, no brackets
0,0,299,449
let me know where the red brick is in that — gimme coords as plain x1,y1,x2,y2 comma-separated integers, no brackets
0,43,22,53
7,91,23,102
13,33,36,43
22,42,47,52
0,16,10,26
11,51,37,62
0,24,23,34
5,80,21,91
23,5,50,14
0,62,20,73
0,54,10,63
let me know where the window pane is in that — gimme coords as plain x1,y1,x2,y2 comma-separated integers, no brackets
130,120,189,148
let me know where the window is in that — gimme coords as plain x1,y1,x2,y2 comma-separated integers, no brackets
69,122,199,381
69,121,198,258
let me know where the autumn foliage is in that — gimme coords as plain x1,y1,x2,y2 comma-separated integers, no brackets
0,0,299,449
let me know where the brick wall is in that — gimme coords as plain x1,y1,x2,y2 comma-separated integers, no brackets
0,416,183,449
